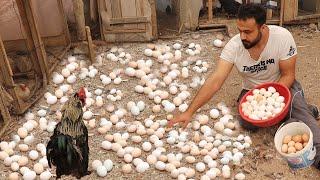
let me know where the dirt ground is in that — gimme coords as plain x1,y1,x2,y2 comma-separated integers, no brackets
1,23,320,180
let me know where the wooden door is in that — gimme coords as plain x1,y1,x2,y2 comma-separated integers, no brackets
98,0,157,42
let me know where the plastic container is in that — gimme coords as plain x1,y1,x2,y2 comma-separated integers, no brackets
274,122,316,169
239,82,291,127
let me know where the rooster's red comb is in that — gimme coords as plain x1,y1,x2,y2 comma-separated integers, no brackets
78,87,86,98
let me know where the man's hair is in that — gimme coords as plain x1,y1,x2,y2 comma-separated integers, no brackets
237,4,266,26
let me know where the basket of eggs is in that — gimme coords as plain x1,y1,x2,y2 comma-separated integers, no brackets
238,82,292,127
274,122,316,169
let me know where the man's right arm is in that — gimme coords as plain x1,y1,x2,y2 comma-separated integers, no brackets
167,59,234,128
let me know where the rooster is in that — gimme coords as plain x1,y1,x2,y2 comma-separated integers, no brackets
46,87,90,179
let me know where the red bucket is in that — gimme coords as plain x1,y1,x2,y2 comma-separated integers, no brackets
238,82,292,127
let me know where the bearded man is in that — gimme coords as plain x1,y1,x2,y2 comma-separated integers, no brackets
168,4,320,169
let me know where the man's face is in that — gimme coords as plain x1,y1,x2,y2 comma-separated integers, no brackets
236,18,263,49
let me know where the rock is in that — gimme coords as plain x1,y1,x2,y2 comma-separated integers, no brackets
191,34,200,39
309,23,317,31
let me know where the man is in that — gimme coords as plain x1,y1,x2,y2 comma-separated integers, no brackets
168,4,320,169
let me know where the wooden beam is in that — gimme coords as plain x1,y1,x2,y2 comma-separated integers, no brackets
109,17,149,25
294,14,320,21
85,26,95,64
73,0,86,40
15,0,48,82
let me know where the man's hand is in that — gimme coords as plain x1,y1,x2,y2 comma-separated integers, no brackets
167,111,193,129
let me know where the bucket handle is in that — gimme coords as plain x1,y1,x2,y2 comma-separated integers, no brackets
275,120,306,135
289,90,303,119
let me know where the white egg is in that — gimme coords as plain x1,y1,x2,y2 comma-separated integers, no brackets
136,162,149,173
66,63,76,72
37,109,47,118
66,75,76,84
92,160,103,170
223,128,233,136
104,159,113,171
213,39,223,47
46,95,57,105
11,162,19,172
196,162,206,172
142,142,152,152
38,119,48,127
220,157,230,165
39,171,52,180
39,158,48,168
23,171,36,180
96,165,108,177
155,161,166,170
61,68,71,77
137,101,145,111
173,43,182,50
19,167,30,176
83,111,93,120
131,106,140,116
101,141,112,150
29,150,39,160
4,156,12,166
164,103,175,112
144,49,153,57
24,135,34,145
52,73,64,85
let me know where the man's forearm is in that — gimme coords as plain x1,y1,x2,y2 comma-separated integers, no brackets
278,75,295,89
186,76,221,115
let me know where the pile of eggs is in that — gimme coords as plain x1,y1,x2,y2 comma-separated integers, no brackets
241,86,286,120
281,133,309,154
1,38,255,180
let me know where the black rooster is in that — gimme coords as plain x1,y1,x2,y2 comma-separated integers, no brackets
47,87,90,179
219,0,241,17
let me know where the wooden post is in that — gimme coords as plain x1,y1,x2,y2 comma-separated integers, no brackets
85,26,95,64
15,0,48,81
280,0,284,26
266,9,273,20
208,0,213,22
73,0,86,40
57,0,71,45
150,0,158,39
0,85,12,137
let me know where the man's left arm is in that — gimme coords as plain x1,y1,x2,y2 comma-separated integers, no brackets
278,55,297,88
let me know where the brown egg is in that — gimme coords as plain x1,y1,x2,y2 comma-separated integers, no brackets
193,132,201,143
200,149,208,156
292,135,302,143
302,133,309,143
288,141,295,147
283,135,292,144
281,144,288,153
159,155,168,162
171,161,181,168
303,142,308,147
294,142,303,151
287,146,296,154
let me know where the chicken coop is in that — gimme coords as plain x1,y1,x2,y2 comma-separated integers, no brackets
94,0,207,42
0,0,70,136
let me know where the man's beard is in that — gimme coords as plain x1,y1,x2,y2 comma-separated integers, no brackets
242,31,262,49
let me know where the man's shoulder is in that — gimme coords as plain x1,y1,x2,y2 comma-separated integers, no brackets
268,25,292,37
